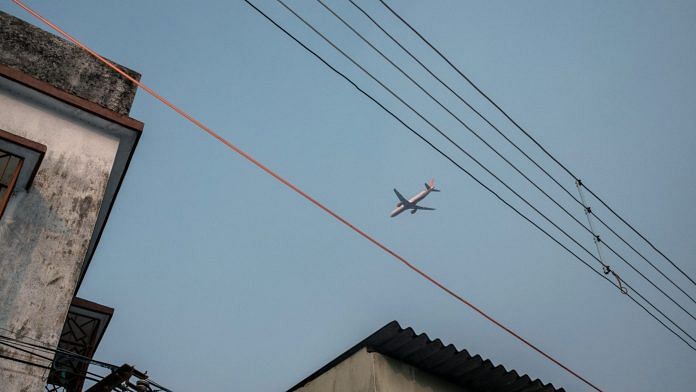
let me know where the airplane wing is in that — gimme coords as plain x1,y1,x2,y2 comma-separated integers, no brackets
393,189,409,205
412,205,435,211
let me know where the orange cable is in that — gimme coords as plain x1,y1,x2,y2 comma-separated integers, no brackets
10,1,602,390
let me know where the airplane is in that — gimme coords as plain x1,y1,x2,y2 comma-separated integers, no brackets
390,179,440,218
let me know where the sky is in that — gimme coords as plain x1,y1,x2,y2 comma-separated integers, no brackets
4,0,696,390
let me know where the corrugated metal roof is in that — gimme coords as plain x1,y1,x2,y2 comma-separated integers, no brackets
289,321,565,392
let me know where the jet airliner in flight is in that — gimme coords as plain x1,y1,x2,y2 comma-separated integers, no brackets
390,179,440,217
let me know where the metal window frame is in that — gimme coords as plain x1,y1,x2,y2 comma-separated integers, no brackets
0,128,47,220
0,128,47,191
0,151,23,219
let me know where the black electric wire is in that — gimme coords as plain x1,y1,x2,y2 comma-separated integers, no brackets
275,0,605,272
317,0,590,236
0,348,103,385
0,351,52,370
0,349,134,392
351,0,696,309
0,333,173,392
243,0,696,351
317,0,696,324
347,0,582,206
0,336,165,392
602,241,696,322
0,339,58,363
0,340,106,381
272,0,696,343
0,332,116,370
592,212,696,304
584,185,696,287
376,0,696,289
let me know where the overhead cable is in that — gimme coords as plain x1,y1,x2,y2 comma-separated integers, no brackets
0,340,105,383
350,0,696,308
270,0,696,346
11,1,606,390
0,332,172,392
376,0,696,289
317,0,696,324
347,0,583,206
0,346,105,386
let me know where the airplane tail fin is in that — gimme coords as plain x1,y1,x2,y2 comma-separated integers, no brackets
426,179,440,192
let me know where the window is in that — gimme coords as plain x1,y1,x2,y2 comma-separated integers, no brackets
0,149,23,219
0,128,46,221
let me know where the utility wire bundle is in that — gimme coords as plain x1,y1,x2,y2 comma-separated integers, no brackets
0,328,173,392
11,1,695,391
242,0,696,354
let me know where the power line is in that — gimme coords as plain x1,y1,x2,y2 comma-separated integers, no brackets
11,1,606,390
592,211,696,305
1,339,60,364
584,185,696,287
0,349,149,392
376,0,696,289
349,0,696,310
14,3,692,385
316,0,696,325
271,0,696,346
0,340,105,382
317,0,592,239
0,328,117,371
276,0,599,265
347,0,582,206
0,351,52,371
0,334,172,392
0,333,171,392
0,343,105,386
0,333,115,371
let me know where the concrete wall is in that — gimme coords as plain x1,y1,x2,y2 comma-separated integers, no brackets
0,10,140,115
372,352,472,392
296,348,471,392
0,75,121,391
296,348,375,392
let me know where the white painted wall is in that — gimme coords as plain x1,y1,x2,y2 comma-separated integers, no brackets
0,76,124,391
296,348,470,392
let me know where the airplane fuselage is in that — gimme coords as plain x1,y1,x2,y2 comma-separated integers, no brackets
390,188,433,217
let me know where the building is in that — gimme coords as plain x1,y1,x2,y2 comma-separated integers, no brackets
289,321,564,392
0,10,143,391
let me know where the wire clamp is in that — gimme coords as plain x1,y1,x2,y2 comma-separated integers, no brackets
585,206,592,214
611,271,629,294
603,265,611,275
594,235,601,243
575,178,583,187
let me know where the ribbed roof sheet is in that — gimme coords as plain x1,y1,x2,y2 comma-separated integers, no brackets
289,321,565,392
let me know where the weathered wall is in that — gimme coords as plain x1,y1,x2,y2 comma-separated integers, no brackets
372,352,471,392
0,10,140,115
0,76,120,391
296,348,470,392
296,348,375,392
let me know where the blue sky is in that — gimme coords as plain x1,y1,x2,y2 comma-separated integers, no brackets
5,1,696,390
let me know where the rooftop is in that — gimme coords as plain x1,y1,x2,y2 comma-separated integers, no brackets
0,10,140,115
289,321,565,392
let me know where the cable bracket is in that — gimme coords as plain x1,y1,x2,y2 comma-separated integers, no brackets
576,179,623,294
612,271,629,294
